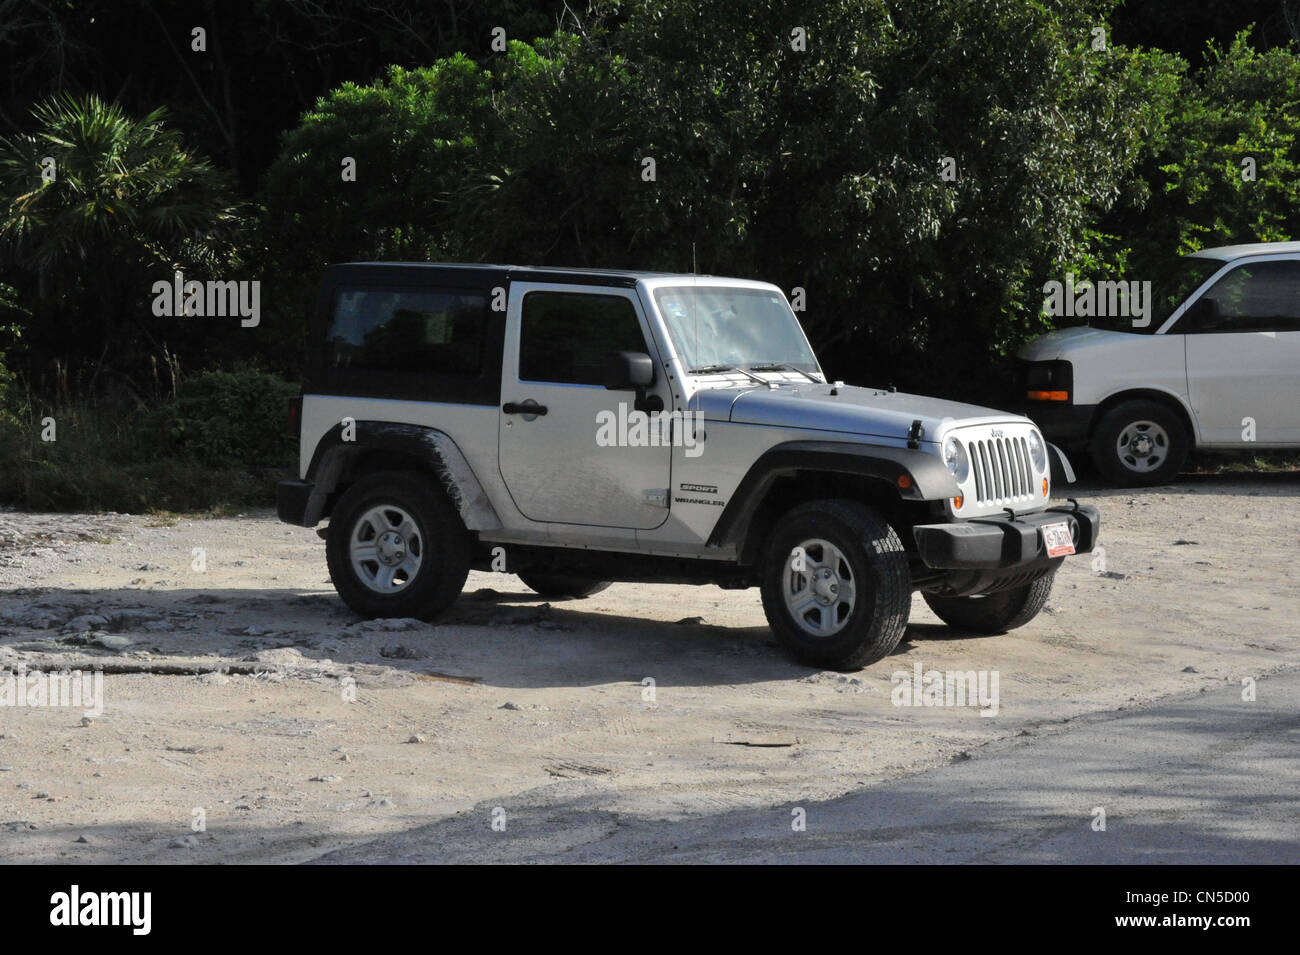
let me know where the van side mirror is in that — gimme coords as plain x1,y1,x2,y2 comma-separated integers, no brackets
603,351,662,413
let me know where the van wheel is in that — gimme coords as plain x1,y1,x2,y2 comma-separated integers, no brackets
923,572,1055,633
760,499,910,671
516,572,611,599
1090,400,1188,486
326,471,470,620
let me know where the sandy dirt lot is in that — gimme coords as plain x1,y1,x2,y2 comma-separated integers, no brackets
0,475,1296,863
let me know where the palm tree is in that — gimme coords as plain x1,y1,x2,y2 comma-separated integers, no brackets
0,93,243,397
0,92,241,282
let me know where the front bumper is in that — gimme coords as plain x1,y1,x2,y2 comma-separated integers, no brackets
1023,401,1095,450
913,503,1100,571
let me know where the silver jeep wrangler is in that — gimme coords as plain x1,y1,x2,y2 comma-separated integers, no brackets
278,263,1100,671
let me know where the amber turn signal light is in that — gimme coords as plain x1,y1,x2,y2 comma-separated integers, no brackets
1027,390,1069,402
897,474,912,489
953,495,964,510
1042,477,1049,496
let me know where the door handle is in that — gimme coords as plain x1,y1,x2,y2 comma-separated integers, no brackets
502,401,548,416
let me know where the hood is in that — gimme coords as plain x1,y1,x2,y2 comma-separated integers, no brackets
1020,325,1145,360
690,383,1026,442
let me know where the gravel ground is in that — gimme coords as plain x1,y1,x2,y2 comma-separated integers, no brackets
0,474,1295,863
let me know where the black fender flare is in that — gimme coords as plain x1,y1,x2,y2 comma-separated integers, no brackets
707,440,961,560
1047,442,1077,484
303,421,501,530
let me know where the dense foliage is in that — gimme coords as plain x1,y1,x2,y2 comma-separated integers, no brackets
0,0,1297,509
0,93,244,400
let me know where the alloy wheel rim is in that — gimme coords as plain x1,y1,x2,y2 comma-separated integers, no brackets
350,505,424,594
783,537,857,637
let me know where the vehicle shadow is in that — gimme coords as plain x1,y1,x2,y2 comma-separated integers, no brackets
0,582,928,690
901,622,1002,644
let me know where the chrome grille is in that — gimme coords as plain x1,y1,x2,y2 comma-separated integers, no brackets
969,435,1034,506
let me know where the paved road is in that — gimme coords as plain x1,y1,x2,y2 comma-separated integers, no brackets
316,669,1300,863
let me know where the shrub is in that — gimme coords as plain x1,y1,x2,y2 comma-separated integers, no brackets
152,367,298,467
0,367,298,513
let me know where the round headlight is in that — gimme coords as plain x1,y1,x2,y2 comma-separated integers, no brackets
1027,430,1048,471
942,436,970,482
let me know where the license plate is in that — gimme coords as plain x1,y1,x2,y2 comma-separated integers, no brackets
1041,521,1075,558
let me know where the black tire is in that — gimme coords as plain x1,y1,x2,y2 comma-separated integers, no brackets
325,470,470,620
922,571,1055,634
759,499,911,672
516,572,612,600
1090,399,1188,486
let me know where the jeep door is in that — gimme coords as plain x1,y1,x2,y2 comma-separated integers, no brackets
1174,258,1300,444
498,283,673,528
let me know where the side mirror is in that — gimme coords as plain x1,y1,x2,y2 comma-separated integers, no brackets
603,351,654,390
603,351,662,413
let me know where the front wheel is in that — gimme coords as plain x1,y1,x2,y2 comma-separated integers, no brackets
759,499,911,671
922,571,1055,634
1090,400,1188,486
326,471,471,620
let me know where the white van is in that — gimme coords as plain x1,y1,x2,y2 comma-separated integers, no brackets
1019,241,1300,485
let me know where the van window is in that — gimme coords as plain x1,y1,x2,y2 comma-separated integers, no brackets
1177,260,1300,334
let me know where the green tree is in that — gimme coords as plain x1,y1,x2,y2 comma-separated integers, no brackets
258,54,497,357
0,281,23,419
613,0,1183,396
262,0,1190,401
0,93,243,398
1105,31,1300,273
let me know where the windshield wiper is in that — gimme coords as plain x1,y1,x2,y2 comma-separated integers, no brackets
748,362,821,384
687,363,768,385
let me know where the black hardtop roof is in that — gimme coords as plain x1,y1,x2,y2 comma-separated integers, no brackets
329,261,702,289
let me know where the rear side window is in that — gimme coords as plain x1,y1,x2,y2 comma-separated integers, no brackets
327,286,488,374
520,291,648,384
314,280,502,405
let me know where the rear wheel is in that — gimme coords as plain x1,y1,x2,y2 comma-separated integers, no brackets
326,471,470,620
1090,400,1188,486
516,572,612,600
922,572,1055,634
759,499,910,671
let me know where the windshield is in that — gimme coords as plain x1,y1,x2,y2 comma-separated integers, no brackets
1087,256,1225,334
653,286,820,373
1148,255,1226,332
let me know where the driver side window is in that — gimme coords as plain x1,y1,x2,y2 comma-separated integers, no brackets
1177,260,1300,334
519,291,649,385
